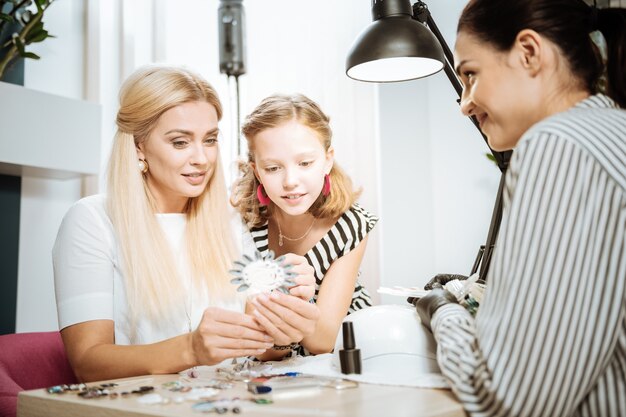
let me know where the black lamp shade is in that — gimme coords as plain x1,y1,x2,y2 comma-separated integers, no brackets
346,15,445,83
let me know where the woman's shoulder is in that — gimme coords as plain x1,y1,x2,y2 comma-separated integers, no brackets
524,94,626,146
519,94,626,187
54,194,115,255
60,194,110,231
63,194,105,216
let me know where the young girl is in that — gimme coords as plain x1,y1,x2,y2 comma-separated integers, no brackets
416,1,626,415
231,93,378,356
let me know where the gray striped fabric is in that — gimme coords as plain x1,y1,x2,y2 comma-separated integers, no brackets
431,94,626,416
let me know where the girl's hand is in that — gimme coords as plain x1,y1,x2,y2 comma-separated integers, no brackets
191,307,274,365
251,292,320,346
279,253,316,301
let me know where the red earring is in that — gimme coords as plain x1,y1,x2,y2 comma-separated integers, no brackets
322,174,331,196
257,184,271,206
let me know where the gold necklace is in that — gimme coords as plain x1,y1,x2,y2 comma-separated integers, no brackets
276,217,316,247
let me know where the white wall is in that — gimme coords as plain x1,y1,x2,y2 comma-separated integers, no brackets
242,1,381,300
158,0,382,300
86,0,123,190
14,0,503,329
16,0,87,332
377,0,500,304
14,0,382,330
378,81,436,301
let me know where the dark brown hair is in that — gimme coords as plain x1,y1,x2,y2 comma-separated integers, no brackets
458,0,626,107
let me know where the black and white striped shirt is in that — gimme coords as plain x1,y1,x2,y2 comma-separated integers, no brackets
249,204,378,315
432,94,626,416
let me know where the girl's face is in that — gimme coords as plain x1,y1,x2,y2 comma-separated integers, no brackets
252,119,334,217
454,31,545,151
137,100,220,213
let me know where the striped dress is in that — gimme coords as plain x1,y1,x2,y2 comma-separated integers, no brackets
249,204,378,355
431,94,626,416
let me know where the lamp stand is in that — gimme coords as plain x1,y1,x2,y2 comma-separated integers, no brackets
413,1,512,281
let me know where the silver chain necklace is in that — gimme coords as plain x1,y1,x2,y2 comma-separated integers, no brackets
276,217,316,247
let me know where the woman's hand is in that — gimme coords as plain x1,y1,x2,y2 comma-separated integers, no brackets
279,253,316,301
250,292,320,346
190,307,274,365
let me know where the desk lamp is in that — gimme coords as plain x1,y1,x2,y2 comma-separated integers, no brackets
347,0,513,280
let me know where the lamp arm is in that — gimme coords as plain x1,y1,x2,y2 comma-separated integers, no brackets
425,15,462,97
412,1,511,281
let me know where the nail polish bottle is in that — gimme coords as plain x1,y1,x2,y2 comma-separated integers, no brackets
339,321,361,374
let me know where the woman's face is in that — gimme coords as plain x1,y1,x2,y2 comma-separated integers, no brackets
454,31,544,151
252,118,333,217
137,100,220,213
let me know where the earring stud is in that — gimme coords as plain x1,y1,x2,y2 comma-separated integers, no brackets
138,159,148,174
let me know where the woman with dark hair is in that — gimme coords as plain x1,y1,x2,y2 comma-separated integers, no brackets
416,1,626,415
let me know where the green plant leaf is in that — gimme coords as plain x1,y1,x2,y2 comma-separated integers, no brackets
0,0,55,76
25,29,47,43
24,22,47,43
29,20,43,32
21,51,39,59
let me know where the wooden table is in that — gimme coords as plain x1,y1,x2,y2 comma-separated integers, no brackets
18,374,465,417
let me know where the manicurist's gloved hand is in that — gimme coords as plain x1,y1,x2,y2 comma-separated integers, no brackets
424,273,468,290
415,288,458,331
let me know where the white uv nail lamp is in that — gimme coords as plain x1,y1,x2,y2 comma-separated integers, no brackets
333,304,441,381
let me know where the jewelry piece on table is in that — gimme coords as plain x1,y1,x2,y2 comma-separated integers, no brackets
216,358,273,381
47,383,88,394
229,251,296,295
193,400,242,414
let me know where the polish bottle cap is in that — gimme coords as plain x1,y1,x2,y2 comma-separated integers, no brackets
339,321,361,374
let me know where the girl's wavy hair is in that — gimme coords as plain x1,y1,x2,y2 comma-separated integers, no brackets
231,93,361,227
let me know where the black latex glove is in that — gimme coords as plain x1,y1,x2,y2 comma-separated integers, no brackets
424,273,468,290
415,288,458,331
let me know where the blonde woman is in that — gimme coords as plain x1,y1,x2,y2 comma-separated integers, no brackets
53,66,318,382
231,94,378,357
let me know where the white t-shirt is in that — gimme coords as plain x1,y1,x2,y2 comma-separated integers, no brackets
52,194,244,345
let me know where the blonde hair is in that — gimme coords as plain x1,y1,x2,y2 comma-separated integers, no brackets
107,65,238,335
231,93,361,227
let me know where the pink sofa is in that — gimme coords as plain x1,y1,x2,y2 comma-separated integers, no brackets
0,332,77,417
